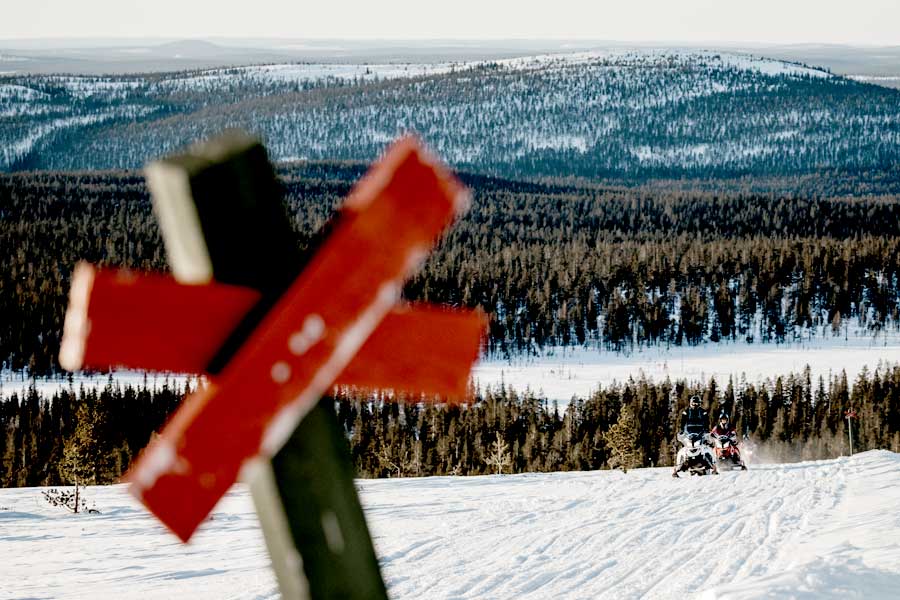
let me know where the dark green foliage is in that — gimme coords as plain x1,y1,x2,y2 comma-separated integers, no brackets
4,367,900,486
3,169,900,375
3,160,900,484
0,377,190,487
602,403,645,472
57,400,102,486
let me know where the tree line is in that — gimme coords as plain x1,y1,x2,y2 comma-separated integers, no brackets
3,168,900,374
4,365,900,487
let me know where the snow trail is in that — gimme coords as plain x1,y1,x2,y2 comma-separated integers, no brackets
367,458,850,599
1,451,898,599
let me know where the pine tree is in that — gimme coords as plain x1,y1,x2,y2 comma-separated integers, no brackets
602,403,645,473
485,432,512,475
50,402,100,512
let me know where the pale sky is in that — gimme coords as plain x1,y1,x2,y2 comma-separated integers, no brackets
4,0,900,45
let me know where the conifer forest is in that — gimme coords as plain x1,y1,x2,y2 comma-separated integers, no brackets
3,166,900,483
3,51,900,484
4,365,900,487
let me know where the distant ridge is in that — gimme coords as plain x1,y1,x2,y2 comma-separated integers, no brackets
1,50,898,182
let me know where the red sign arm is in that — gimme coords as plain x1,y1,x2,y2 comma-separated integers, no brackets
61,264,484,398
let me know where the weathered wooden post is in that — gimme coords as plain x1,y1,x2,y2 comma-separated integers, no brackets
60,131,485,598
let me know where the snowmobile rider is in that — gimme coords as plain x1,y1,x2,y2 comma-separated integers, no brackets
680,395,709,436
672,395,718,477
709,412,748,470
710,413,737,440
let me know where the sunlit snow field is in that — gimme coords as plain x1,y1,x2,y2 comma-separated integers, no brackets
2,451,899,599
4,331,900,404
473,331,900,403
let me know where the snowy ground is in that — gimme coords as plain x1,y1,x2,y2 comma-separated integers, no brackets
4,332,900,403
1,451,899,599
0,371,193,400
473,332,900,403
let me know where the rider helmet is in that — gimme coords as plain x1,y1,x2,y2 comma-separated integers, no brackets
689,395,701,408
719,412,729,424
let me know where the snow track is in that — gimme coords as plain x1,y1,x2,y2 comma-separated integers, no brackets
368,458,851,599
1,452,899,599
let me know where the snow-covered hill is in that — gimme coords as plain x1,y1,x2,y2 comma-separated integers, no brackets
2,49,898,180
2,451,898,599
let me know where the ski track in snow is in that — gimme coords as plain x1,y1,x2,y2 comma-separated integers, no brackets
368,458,846,599
2,451,899,599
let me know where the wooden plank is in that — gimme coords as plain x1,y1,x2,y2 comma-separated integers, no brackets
254,402,388,600
62,265,482,398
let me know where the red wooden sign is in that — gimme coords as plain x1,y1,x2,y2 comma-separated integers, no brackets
61,265,483,398
60,137,485,541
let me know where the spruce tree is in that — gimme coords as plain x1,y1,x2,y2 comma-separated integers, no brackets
485,432,512,475
602,404,645,473
50,402,100,512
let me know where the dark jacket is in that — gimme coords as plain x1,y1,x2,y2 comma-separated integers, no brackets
681,407,709,435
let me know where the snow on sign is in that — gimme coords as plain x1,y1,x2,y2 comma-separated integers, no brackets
58,132,485,598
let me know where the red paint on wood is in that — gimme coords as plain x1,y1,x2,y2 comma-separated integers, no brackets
75,267,483,397
342,304,484,398
73,265,261,373
125,137,469,541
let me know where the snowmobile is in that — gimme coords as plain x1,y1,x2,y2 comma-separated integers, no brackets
672,432,718,477
711,432,748,471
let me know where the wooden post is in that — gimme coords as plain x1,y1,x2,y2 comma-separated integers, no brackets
845,410,856,456
60,131,482,600
145,131,387,599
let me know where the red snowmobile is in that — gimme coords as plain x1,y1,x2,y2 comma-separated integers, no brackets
710,414,748,471
711,433,747,470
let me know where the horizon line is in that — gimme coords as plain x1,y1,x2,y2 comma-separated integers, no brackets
1,36,898,48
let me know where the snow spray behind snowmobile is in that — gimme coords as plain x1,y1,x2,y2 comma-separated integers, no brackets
672,432,717,477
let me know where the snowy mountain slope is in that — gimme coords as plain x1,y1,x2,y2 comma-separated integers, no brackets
1,451,898,599
1,50,898,180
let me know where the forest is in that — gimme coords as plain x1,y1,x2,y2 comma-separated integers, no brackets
4,162,900,484
3,52,899,185
3,167,900,374
3,364,900,487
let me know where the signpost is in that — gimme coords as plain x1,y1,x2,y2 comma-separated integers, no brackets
845,410,857,456
59,132,485,599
